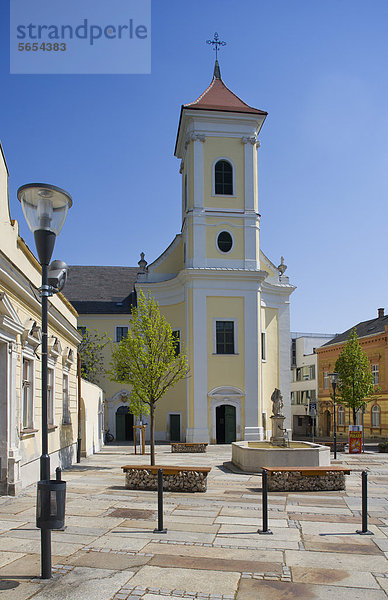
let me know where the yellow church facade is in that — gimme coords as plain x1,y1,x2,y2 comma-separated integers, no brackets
66,61,295,444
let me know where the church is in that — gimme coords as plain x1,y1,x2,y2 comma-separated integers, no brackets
65,59,295,444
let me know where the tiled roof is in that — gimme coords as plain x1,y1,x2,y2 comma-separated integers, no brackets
184,75,267,116
321,314,388,347
64,266,138,314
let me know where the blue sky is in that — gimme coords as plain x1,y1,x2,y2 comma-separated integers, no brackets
1,0,387,334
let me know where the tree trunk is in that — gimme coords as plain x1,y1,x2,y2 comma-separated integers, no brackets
352,406,357,426
150,403,155,466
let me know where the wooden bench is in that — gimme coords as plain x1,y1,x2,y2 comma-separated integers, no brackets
171,442,208,453
322,441,347,453
122,464,211,492
264,466,351,492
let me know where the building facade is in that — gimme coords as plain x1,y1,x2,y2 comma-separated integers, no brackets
290,333,335,437
316,308,388,439
0,143,104,495
66,61,295,444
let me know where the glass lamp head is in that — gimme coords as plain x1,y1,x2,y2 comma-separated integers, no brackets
17,183,72,236
328,372,339,385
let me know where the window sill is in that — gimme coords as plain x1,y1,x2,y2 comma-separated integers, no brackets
48,425,58,432
212,194,236,199
21,428,38,438
212,353,239,356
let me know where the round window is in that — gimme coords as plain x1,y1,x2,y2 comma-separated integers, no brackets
217,231,233,253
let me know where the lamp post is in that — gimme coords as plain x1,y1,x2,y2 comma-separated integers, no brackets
18,183,72,579
328,372,339,459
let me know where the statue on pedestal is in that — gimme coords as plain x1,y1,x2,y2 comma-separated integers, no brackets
270,388,287,446
271,388,284,417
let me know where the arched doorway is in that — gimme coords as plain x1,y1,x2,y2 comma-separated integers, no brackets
216,404,236,444
115,406,134,442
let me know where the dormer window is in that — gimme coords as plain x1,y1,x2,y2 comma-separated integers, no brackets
214,160,233,195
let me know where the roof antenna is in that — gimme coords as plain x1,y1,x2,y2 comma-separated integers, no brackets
206,32,226,79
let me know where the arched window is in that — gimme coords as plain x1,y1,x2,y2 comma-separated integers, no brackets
214,160,233,195
371,404,380,428
338,405,345,426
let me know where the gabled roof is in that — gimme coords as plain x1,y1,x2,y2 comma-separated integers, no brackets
64,266,138,314
183,60,267,116
321,313,388,347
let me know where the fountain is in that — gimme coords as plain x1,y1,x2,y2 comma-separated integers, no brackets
232,388,330,472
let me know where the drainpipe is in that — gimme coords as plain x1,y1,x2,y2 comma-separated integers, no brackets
77,352,81,463
259,302,264,440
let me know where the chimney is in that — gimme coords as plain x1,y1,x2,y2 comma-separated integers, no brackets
378,308,384,318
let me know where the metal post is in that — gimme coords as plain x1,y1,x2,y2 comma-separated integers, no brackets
153,469,167,533
257,469,273,535
333,382,337,459
40,263,52,579
356,471,373,535
56,467,61,481
362,405,366,453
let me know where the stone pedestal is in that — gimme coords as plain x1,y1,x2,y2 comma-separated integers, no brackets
270,415,286,445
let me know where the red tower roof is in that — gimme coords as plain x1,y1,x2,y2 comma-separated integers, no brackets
183,60,267,116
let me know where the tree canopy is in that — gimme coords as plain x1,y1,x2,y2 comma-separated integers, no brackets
78,328,110,385
334,328,378,424
110,290,188,464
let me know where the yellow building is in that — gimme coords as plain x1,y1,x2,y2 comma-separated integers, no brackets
66,61,295,444
316,308,388,439
0,143,89,495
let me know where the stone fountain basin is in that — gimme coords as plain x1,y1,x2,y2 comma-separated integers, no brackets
232,440,330,472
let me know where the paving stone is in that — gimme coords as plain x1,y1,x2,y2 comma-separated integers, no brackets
30,566,134,600
291,566,380,588
63,549,151,570
149,553,282,574
128,565,240,595
285,549,388,571
287,513,383,525
236,579,387,599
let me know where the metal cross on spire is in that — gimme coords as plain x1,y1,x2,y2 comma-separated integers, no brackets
206,32,226,60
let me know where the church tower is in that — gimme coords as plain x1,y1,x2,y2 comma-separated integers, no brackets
136,59,295,443
175,59,267,272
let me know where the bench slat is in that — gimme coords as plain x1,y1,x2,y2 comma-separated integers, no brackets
265,466,351,475
122,465,211,474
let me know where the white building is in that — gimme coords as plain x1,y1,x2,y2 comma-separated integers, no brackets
290,332,335,437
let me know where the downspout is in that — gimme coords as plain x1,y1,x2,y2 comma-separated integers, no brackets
77,352,81,463
259,301,264,440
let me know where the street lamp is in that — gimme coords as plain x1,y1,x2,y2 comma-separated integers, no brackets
18,183,72,579
328,372,339,459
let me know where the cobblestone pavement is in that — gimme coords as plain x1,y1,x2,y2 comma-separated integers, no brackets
0,445,388,599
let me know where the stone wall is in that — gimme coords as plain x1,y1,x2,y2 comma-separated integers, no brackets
268,470,346,492
124,468,209,492
171,443,207,453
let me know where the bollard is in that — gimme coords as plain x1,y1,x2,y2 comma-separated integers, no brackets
356,470,373,535
153,469,167,534
56,467,61,481
257,469,273,535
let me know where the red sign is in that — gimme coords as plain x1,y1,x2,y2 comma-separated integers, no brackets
349,431,362,454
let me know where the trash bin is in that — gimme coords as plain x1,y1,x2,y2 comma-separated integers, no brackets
36,479,66,530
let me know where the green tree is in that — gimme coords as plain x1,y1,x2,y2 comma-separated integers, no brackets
109,290,189,465
334,328,378,424
78,328,110,385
